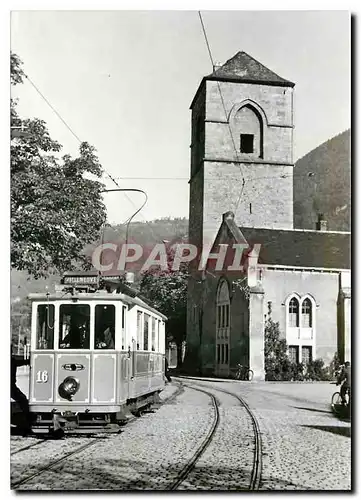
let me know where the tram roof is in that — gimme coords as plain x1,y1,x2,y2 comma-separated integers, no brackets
27,291,167,320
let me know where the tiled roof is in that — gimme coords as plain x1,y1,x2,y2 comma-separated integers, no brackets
239,227,351,269
207,51,295,87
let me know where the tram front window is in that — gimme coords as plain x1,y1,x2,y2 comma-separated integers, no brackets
59,304,90,349
36,304,55,349
95,304,115,349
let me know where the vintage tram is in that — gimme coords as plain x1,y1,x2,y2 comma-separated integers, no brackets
25,272,167,433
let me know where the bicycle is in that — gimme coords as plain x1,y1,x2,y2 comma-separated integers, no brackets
331,385,350,413
235,364,254,381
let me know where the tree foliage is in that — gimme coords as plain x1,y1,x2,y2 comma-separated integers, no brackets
264,317,293,381
11,53,107,278
11,297,31,350
264,314,334,381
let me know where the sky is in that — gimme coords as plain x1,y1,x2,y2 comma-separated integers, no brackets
10,10,350,225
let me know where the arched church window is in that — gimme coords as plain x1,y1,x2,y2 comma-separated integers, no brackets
288,297,299,327
301,298,312,328
216,279,230,372
217,281,230,330
233,104,264,159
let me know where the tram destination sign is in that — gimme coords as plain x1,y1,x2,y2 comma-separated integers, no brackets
62,275,99,285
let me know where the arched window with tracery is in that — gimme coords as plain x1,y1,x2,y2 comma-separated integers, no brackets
288,297,299,327
216,279,230,374
301,298,312,328
285,294,316,366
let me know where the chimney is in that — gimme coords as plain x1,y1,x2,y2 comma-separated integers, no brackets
213,61,222,72
223,211,235,222
316,213,328,231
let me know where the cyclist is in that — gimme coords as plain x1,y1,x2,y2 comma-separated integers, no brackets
337,361,351,406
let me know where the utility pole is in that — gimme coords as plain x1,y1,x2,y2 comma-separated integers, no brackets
17,326,21,355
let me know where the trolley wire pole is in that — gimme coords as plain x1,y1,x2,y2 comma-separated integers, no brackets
100,188,148,279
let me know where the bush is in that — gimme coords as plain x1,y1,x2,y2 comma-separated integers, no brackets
328,352,341,379
264,315,336,382
290,362,305,381
264,318,291,381
305,358,333,381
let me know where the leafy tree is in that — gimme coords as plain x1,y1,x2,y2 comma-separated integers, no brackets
264,316,292,381
11,297,31,350
139,249,188,368
11,53,107,278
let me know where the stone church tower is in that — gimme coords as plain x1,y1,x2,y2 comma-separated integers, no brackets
186,52,296,375
189,51,295,253
185,53,350,379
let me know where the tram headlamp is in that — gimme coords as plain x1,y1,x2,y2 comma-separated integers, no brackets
58,376,80,401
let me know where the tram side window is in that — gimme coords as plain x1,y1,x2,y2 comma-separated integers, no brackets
151,317,156,351
121,306,127,350
157,320,160,352
36,304,55,349
136,311,142,350
59,304,90,349
95,304,115,349
143,314,150,350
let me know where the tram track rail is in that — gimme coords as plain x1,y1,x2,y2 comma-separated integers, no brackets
11,383,185,490
11,438,100,489
11,439,47,457
166,384,220,491
173,377,262,491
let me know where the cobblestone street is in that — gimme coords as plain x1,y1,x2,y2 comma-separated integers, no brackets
11,379,351,491
10,9,351,495
183,378,351,490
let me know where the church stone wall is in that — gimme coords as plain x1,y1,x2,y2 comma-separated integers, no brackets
188,169,204,251
200,278,218,374
205,122,293,164
187,273,251,376
205,80,293,163
262,269,340,364
195,78,295,249
202,161,293,248
206,81,293,126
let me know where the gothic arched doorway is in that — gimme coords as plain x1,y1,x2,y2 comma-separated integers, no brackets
216,279,230,376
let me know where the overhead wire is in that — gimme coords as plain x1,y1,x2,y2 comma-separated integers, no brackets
22,69,163,245
197,13,314,214
198,11,246,213
23,73,141,218
24,75,82,143
110,171,317,182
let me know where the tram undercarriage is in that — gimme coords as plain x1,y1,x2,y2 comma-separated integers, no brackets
28,390,162,434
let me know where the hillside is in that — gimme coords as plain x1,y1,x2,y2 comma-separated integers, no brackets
293,129,351,232
11,129,351,300
11,217,189,300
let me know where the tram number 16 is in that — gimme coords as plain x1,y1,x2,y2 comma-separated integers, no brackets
36,370,49,383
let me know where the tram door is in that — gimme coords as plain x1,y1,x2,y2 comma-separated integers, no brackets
215,281,230,376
